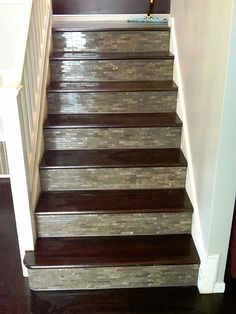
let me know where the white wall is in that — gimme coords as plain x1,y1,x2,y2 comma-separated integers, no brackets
0,117,3,139
0,0,31,139
171,0,236,292
0,0,29,86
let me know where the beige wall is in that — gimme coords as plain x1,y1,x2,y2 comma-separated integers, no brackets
171,0,236,289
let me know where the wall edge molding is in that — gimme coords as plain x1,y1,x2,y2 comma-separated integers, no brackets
169,17,221,293
214,282,226,293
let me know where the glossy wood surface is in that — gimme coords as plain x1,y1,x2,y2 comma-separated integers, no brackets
24,234,199,268
40,148,187,169
35,189,193,214
0,180,235,313
52,0,171,15
51,51,174,61
31,284,236,314
53,20,170,32
0,180,30,313
44,113,182,128
47,80,178,93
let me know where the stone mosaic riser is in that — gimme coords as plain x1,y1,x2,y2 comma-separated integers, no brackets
53,31,170,52
47,91,177,114
41,167,186,191
28,264,199,291
0,142,9,175
36,212,192,237
50,59,173,82
44,127,182,150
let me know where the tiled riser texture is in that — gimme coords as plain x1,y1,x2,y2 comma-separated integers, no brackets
53,31,170,52
37,212,192,237
41,167,186,191
0,142,9,175
47,91,177,114
44,127,182,150
28,265,199,291
50,60,173,82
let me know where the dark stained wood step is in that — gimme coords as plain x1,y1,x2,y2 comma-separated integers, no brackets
47,80,178,93
35,189,193,215
24,234,199,268
50,51,174,61
53,21,170,32
40,148,187,169
44,113,182,129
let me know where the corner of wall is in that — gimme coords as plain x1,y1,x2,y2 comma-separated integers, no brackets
0,116,4,140
169,16,204,254
169,17,224,293
197,255,225,294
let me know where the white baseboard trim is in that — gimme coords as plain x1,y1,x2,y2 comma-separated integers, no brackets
0,175,10,179
53,14,170,23
214,282,226,293
198,255,221,294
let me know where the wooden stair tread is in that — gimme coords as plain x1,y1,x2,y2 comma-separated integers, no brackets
40,148,187,169
44,113,182,129
53,21,170,32
50,51,174,61
24,234,199,269
47,80,178,93
35,189,193,215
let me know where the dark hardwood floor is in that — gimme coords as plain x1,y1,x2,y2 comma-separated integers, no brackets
0,179,30,314
52,0,171,15
1,179,236,314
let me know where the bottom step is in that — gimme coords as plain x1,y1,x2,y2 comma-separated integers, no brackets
24,235,199,291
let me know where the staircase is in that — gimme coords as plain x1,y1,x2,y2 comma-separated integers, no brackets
24,21,200,291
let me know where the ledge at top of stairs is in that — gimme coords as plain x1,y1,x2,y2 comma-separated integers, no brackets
44,113,182,129
47,80,178,93
40,148,187,169
24,234,199,269
50,51,174,61
53,21,170,32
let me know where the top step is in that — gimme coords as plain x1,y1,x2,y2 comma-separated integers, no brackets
52,21,170,53
53,21,170,32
